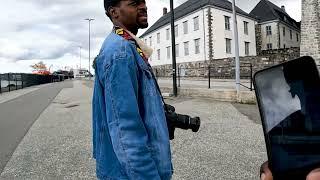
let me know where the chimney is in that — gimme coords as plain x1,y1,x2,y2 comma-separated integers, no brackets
163,7,168,15
281,5,286,12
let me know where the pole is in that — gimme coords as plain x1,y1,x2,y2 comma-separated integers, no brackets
250,63,253,91
8,73,10,92
15,74,17,90
85,18,94,79
79,46,82,70
178,65,180,87
170,0,177,97
89,21,91,78
21,73,24,89
208,66,211,89
0,74,2,94
232,0,240,95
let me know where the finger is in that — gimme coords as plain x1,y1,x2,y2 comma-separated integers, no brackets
307,168,320,180
260,161,273,180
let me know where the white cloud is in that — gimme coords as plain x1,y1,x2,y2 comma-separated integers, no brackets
0,0,301,73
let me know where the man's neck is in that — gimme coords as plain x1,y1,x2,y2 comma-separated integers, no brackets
113,22,138,35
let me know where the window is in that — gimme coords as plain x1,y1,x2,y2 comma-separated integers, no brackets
267,43,273,50
183,21,188,34
225,16,231,30
296,33,299,42
283,27,286,36
226,38,232,54
157,33,160,44
244,21,249,35
144,39,147,44
290,30,293,40
184,42,189,56
194,39,200,54
245,42,250,56
284,44,286,49
175,44,179,57
174,25,178,37
157,49,160,60
149,36,152,46
166,46,171,59
166,28,170,40
194,16,199,31
266,26,272,35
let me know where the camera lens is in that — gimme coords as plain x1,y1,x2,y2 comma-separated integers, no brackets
190,117,200,132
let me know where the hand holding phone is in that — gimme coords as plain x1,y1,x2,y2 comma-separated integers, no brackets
254,56,320,179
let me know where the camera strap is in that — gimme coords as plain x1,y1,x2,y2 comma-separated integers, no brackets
147,65,169,113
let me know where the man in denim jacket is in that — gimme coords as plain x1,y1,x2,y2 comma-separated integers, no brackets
92,0,173,179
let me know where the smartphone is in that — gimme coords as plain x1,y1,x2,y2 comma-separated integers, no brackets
254,56,320,179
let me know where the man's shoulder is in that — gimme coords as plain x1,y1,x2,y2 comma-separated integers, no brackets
95,33,138,70
101,33,133,53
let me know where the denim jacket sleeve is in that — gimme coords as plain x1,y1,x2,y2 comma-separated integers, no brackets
103,41,161,180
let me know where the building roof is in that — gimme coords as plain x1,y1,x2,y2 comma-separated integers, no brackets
140,0,254,37
249,0,300,31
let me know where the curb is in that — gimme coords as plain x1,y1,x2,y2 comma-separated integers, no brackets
160,87,257,104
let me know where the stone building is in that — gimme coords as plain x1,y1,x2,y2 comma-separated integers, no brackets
300,0,320,64
140,0,257,67
250,0,301,51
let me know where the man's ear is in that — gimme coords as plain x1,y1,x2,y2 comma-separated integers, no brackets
108,6,119,19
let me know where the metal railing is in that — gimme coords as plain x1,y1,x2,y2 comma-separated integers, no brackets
154,63,254,91
0,73,67,94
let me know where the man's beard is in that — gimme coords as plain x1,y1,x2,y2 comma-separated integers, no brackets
138,23,149,29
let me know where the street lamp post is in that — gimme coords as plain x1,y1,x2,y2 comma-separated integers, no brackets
79,46,82,70
232,0,240,95
170,0,178,97
85,18,95,79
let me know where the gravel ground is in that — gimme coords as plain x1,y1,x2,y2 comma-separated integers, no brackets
1,80,267,180
165,97,267,180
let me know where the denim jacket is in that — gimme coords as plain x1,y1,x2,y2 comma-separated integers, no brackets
92,32,173,180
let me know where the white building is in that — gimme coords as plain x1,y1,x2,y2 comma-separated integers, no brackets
250,0,301,50
140,0,257,66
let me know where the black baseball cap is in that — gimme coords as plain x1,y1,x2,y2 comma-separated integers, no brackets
104,0,121,11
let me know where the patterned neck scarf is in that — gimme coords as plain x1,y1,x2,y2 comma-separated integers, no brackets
114,26,151,63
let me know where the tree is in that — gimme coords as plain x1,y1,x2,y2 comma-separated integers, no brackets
30,61,47,71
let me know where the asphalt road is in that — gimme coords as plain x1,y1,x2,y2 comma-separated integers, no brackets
0,81,73,174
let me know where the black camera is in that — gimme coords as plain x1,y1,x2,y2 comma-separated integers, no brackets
164,104,201,140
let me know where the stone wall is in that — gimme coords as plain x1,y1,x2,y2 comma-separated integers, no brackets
255,25,262,55
300,0,320,64
153,47,300,79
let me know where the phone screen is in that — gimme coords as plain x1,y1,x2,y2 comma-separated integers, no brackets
254,57,320,177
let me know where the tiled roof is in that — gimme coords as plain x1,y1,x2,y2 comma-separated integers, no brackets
249,0,300,30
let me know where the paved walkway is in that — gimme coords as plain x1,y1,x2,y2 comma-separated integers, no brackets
0,81,73,174
0,83,55,104
0,80,266,180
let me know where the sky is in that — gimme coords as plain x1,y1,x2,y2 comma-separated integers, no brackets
0,0,301,73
